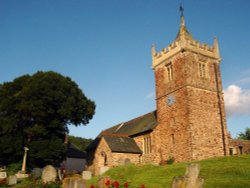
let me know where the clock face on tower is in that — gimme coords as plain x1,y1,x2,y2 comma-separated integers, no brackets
167,95,175,106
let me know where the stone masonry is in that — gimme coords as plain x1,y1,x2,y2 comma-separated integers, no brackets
151,15,229,162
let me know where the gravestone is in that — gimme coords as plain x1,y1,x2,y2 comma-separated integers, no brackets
0,171,7,184
100,166,109,175
0,172,7,179
8,175,17,185
62,175,85,188
171,164,204,188
32,168,43,178
82,171,92,180
42,165,57,184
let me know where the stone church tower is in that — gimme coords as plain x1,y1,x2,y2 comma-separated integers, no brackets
151,13,229,162
86,10,231,175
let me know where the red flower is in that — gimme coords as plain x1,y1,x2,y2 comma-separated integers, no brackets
90,185,95,188
141,184,145,188
124,182,129,187
105,179,111,186
112,181,120,188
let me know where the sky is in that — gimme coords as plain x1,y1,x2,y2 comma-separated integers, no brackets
1,0,250,139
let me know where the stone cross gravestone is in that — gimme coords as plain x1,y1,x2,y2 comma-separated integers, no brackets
171,163,204,188
42,165,57,184
21,147,29,173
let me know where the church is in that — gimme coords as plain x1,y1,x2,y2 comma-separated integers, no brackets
86,10,230,175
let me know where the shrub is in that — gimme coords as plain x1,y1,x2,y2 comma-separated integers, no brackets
7,163,22,175
166,156,175,165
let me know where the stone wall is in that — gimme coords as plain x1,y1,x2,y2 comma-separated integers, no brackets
87,138,141,175
111,153,140,166
153,51,229,163
229,139,250,155
187,87,227,160
87,138,112,175
153,86,192,163
133,133,159,164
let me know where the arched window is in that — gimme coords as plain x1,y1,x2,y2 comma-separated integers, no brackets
143,135,152,154
101,151,107,166
198,63,206,78
166,63,173,81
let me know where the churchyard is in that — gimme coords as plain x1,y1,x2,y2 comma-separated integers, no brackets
0,155,249,188
87,155,250,188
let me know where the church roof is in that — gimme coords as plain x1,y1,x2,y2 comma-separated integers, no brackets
67,143,86,158
103,135,142,154
86,111,157,151
102,111,157,136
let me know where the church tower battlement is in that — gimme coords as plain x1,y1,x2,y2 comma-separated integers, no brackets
152,15,220,70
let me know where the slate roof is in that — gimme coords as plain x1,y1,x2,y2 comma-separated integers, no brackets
102,111,157,136
103,135,142,154
86,111,157,151
67,143,86,158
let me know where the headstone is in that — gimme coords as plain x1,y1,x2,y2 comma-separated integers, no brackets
62,175,85,188
58,167,66,181
100,166,110,175
82,171,92,180
171,177,186,188
171,164,204,188
42,165,57,184
32,168,43,178
185,163,202,188
0,172,7,179
8,175,17,185
0,171,7,184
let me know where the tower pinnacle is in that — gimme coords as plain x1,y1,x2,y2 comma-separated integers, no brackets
179,3,185,26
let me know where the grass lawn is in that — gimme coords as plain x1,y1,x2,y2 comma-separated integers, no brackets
87,155,250,188
0,178,61,188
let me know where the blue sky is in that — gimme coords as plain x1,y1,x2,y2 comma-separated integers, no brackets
1,0,250,139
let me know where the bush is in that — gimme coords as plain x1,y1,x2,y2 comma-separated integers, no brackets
7,163,22,175
166,156,175,165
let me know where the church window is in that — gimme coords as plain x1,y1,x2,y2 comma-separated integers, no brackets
143,135,152,154
198,63,206,78
238,146,243,155
101,151,107,166
166,63,173,81
229,148,233,156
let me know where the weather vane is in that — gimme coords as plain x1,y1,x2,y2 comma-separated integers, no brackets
179,3,184,17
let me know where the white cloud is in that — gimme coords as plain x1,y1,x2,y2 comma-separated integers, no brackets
224,85,250,116
146,92,155,99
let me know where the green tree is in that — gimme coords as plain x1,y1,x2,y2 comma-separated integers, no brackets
68,135,93,152
237,128,250,140
0,71,95,167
